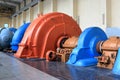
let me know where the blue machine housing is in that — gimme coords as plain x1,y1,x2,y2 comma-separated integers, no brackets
9,27,17,33
67,27,108,66
11,23,30,51
112,48,120,75
0,28,14,49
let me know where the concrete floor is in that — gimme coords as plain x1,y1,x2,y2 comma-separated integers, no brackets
22,59,120,80
0,52,58,80
1,52,120,80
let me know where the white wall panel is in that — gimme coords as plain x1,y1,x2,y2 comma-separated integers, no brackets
57,0,73,17
111,0,120,27
78,0,106,31
43,0,52,14
33,4,39,20
19,13,23,26
25,9,30,23
16,15,20,28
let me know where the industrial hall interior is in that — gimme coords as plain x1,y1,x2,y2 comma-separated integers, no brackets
1,0,120,80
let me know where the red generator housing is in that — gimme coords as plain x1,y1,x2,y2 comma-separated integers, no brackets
14,12,81,59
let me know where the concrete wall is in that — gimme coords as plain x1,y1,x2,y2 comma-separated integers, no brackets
111,0,120,27
0,17,11,27
57,0,73,17
11,0,120,30
43,0,52,14
25,9,30,23
77,0,106,30
33,4,39,20
19,13,23,25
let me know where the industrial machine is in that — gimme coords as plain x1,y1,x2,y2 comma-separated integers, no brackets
46,36,78,62
9,27,17,33
97,36,120,69
67,27,120,75
0,27,16,49
11,23,30,51
13,12,120,75
96,36,120,75
14,12,81,60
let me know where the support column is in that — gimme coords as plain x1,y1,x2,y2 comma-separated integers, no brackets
99,0,108,30
29,7,33,22
106,0,111,27
11,16,16,27
14,16,16,27
73,0,79,23
16,15,20,28
11,17,14,27
22,11,26,23
52,0,57,12
20,11,26,25
38,1,43,14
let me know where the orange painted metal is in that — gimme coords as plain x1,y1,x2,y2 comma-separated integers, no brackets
46,36,78,62
97,37,120,69
14,12,81,59
63,36,78,48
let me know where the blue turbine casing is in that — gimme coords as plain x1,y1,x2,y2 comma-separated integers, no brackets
67,27,107,66
9,27,17,33
0,28,14,49
112,48,120,75
11,23,30,51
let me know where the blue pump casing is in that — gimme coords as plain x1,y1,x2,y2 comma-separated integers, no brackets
9,27,17,33
67,27,107,66
112,48,120,75
11,23,30,51
0,28,14,49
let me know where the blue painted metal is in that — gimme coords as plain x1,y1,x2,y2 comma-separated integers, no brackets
112,48,120,75
0,28,14,49
9,27,17,33
11,23,30,51
106,27,120,37
67,27,107,66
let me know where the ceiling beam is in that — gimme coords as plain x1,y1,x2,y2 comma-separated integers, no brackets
0,0,17,7
9,0,23,3
12,0,40,17
2,0,23,3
